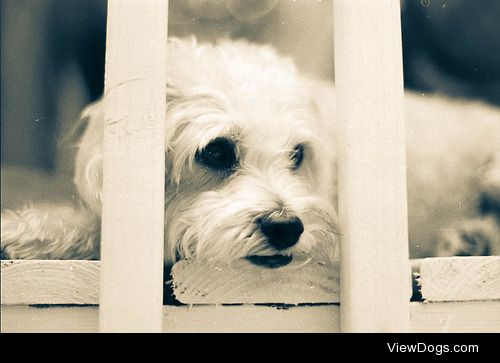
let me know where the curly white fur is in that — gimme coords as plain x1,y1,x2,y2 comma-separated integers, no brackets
1,38,339,264
1,204,99,259
1,37,500,263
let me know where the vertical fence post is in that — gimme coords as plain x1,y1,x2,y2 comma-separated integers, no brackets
333,0,410,332
99,0,168,332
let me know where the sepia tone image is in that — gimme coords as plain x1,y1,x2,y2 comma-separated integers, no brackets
1,0,499,334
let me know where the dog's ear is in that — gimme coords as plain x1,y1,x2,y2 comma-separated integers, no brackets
74,86,181,213
74,100,104,215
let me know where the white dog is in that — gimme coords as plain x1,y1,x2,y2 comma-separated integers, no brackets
1,38,499,266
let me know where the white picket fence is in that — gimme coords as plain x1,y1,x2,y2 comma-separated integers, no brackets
98,0,408,333
2,0,499,334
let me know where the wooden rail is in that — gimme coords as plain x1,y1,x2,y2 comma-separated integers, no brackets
2,0,497,334
1,257,499,332
99,0,168,332
333,0,410,332
2,257,499,305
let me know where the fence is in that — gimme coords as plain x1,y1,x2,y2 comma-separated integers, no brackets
1,0,499,333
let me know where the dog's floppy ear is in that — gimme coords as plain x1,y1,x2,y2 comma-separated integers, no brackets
74,100,104,215
0,101,104,260
74,85,182,214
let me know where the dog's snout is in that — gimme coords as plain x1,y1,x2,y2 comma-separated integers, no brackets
258,216,304,250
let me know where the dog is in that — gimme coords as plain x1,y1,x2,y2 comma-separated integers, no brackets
1,38,339,267
1,38,499,266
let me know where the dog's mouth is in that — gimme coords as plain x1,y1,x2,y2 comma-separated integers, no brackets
246,254,293,268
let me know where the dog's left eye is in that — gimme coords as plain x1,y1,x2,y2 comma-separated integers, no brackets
196,137,238,172
291,144,305,170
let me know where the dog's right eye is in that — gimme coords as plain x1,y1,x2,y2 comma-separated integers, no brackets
196,137,238,172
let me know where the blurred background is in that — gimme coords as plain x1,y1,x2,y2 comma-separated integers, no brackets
2,0,500,257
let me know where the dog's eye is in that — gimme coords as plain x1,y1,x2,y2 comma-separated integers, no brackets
196,137,238,172
291,144,305,170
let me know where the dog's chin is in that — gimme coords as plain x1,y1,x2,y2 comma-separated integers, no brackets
246,254,293,268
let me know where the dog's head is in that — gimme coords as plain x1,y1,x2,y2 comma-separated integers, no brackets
163,39,339,266
75,38,339,267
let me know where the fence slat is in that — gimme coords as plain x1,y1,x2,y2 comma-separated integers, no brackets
99,0,168,332
333,0,410,332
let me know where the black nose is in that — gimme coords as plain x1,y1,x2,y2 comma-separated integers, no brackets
258,216,304,250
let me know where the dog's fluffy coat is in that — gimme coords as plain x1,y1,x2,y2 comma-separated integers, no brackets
2,39,339,263
1,38,500,263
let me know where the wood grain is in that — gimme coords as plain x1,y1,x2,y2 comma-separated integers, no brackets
2,257,497,305
333,0,410,332
99,0,168,332
171,259,340,304
1,260,99,305
418,256,500,302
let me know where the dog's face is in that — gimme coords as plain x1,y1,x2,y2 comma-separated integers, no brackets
162,39,339,266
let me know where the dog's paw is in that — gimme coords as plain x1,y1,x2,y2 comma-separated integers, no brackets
1,209,38,259
1,205,100,260
433,217,499,257
478,152,500,216
0,208,64,259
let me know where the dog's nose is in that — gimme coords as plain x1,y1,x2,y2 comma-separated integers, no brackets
258,216,304,250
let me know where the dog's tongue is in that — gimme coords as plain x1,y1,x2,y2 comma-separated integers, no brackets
246,254,292,268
